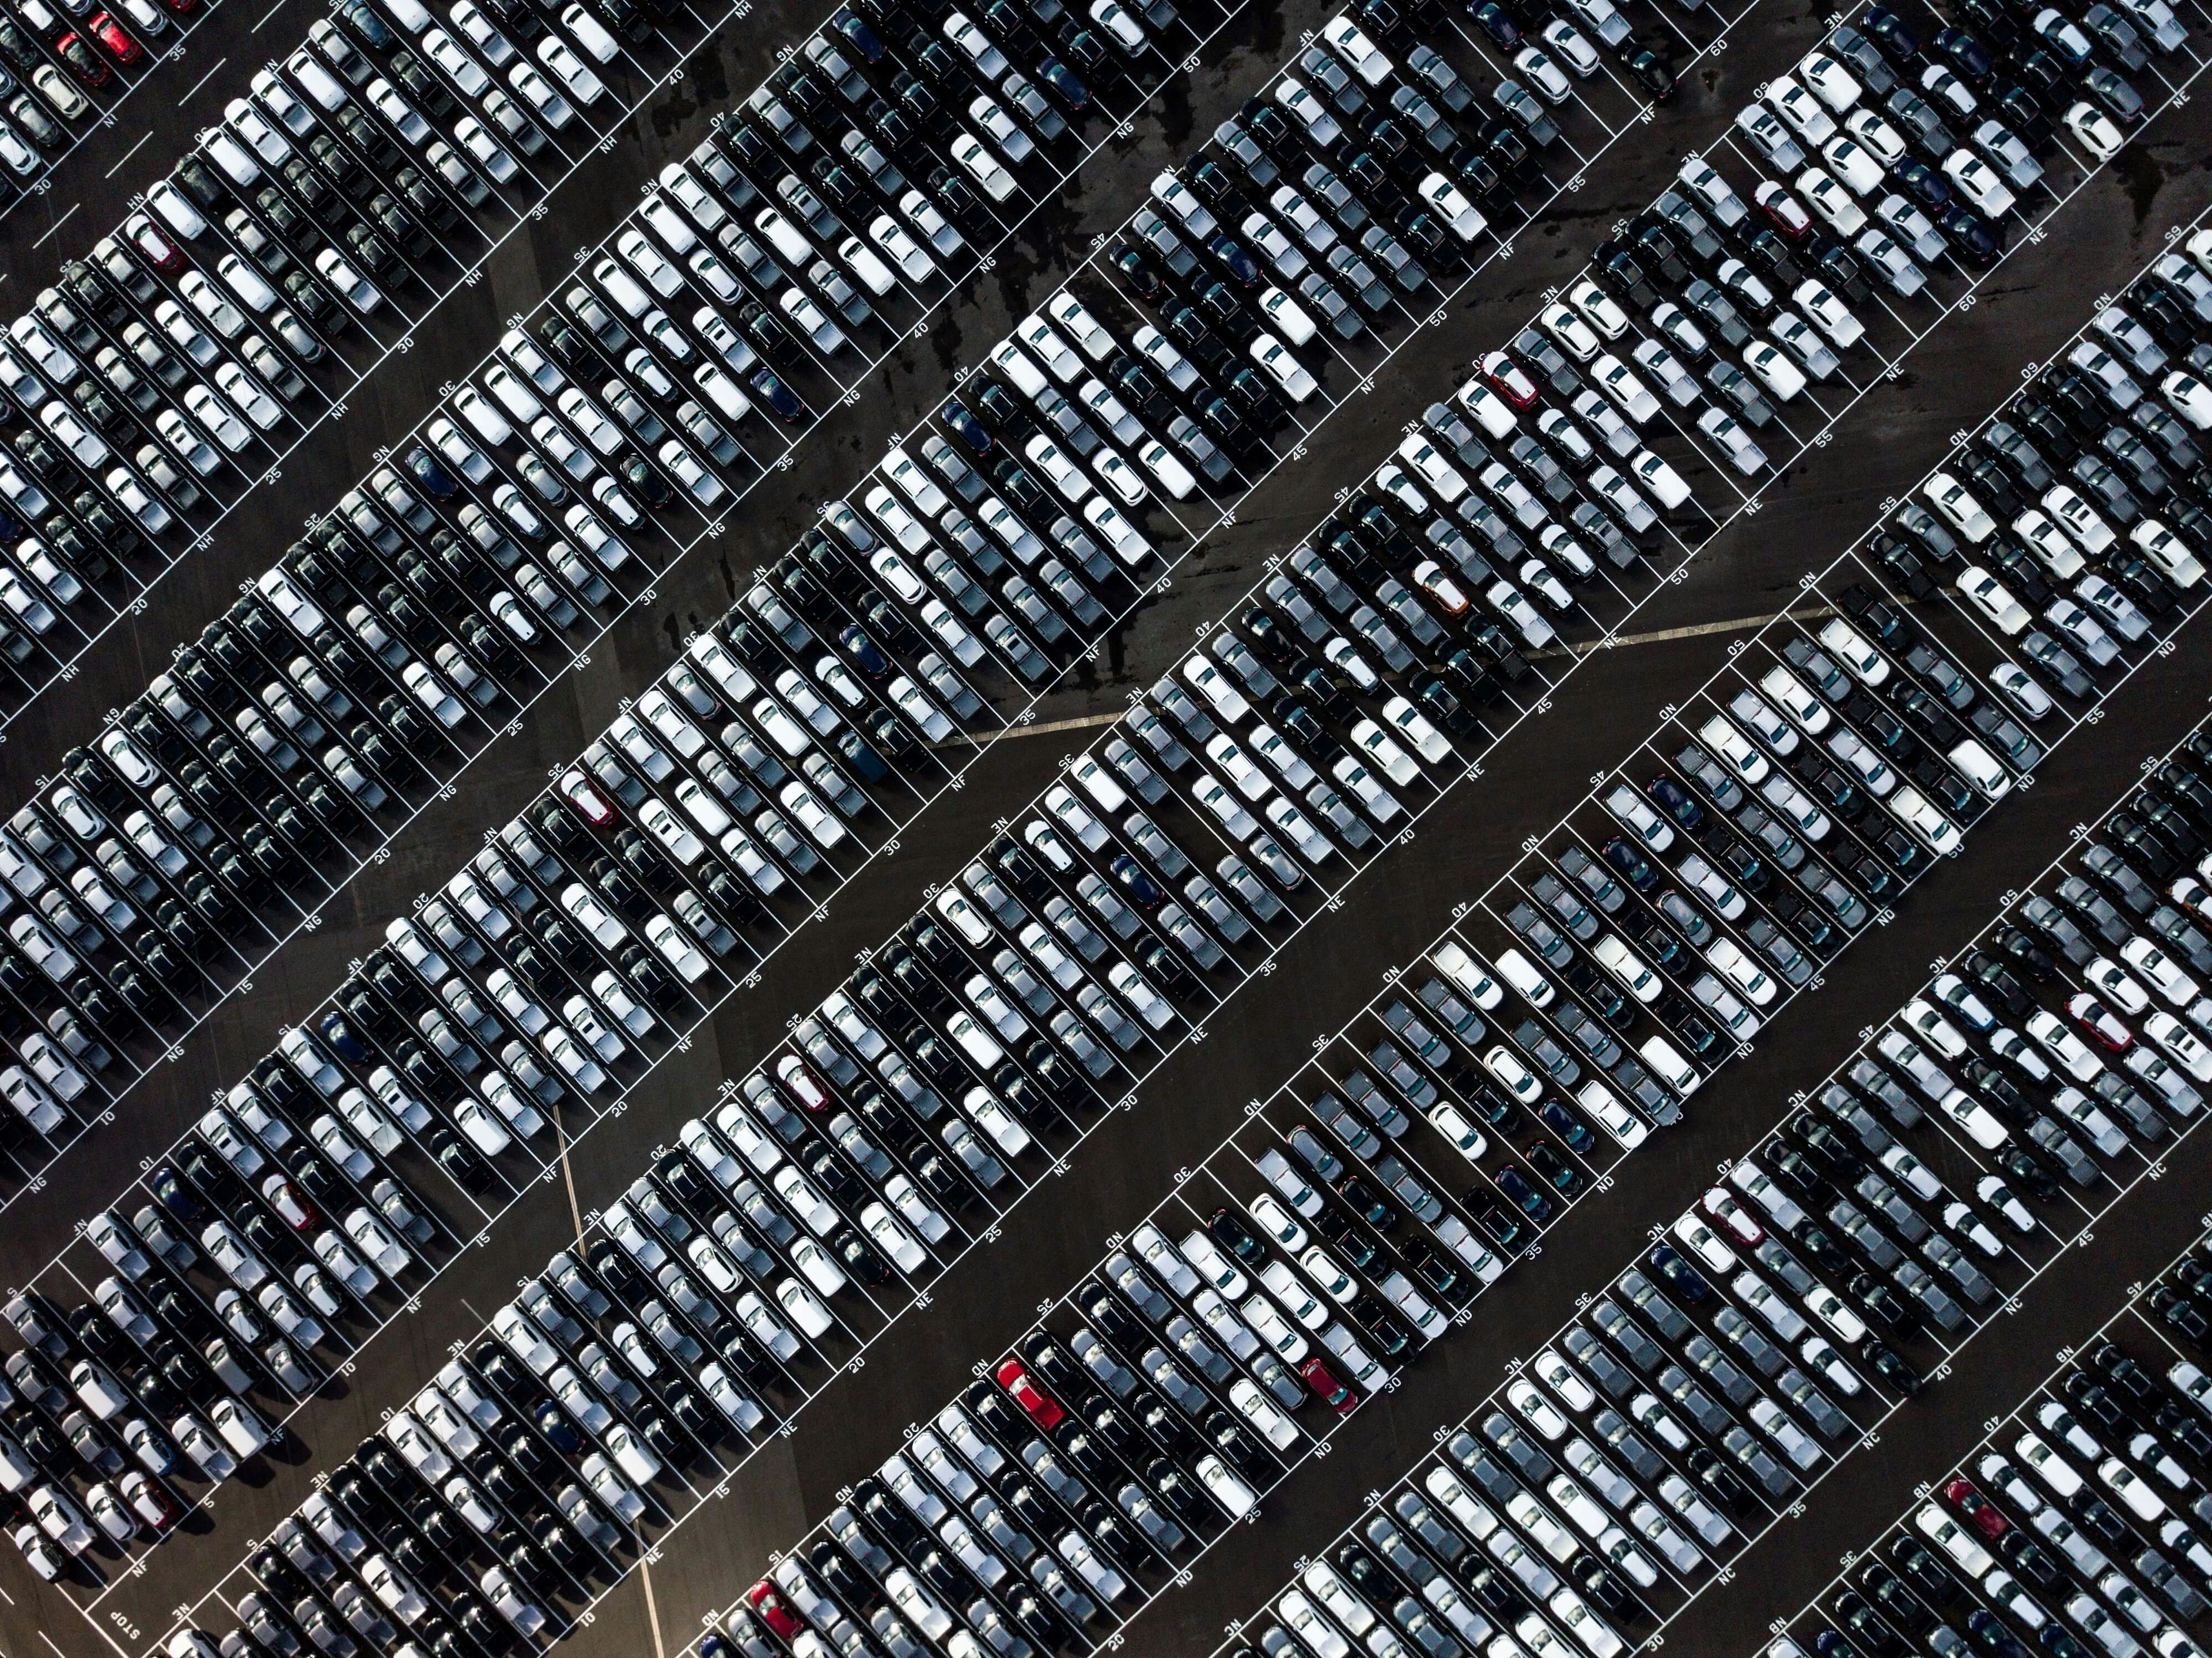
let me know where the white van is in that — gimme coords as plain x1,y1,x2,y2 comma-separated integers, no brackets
1638,1034,1700,1098
1494,947,1555,1009
1592,935,1661,1004
1431,942,1503,1009
1576,1080,1647,1149
147,181,208,241
1947,740,2012,801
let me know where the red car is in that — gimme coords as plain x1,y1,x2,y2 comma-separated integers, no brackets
87,14,142,60
2067,993,2134,1053
995,1358,1064,1429
775,1055,832,1112
1479,350,1539,410
1301,1356,1358,1415
1942,1477,2009,1540
54,32,112,86
1700,1188,1765,1248
125,211,187,274
746,1582,802,1641
260,1174,320,1233
1753,180,1814,243
559,767,616,826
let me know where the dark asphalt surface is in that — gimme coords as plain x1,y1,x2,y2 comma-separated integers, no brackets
3,1,2212,1653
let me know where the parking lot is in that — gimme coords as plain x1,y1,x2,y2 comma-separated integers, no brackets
1,0,2211,1646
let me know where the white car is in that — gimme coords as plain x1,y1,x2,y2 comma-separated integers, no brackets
537,35,607,101
1799,48,1862,110
314,249,384,314
1482,1045,1541,1102
1418,172,1486,241
1743,340,1806,401
183,388,253,453
1799,167,1868,233
1591,354,1658,422
2015,508,2086,576
1768,76,1837,143
28,1486,91,1554
951,132,1017,201
2134,517,2206,586
1888,786,1959,853
1943,149,2016,217
1810,620,1885,687
2063,100,2126,158
1795,279,1864,348
1259,287,1317,346
1959,567,2031,633
1513,44,1572,102
1569,279,1630,339
2162,369,2212,430
1250,336,1317,401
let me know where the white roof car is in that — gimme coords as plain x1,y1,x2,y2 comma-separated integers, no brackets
2132,518,2206,587
1887,786,1959,853
2063,100,2125,159
1925,472,1996,542
1944,149,2016,217
1742,339,1809,401
1817,617,1889,684
1798,167,1868,234
1959,567,2031,634
952,132,1017,200
1418,172,1486,241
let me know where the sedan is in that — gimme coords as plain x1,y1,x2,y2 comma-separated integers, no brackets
537,35,607,102
1944,150,2016,218
2064,100,2126,158
88,13,143,60
2066,993,2134,1052
1959,567,2031,633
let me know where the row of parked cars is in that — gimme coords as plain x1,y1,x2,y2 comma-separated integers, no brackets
1488,0,2191,529
128,55,1730,1627
1197,717,2212,1658
620,361,2205,1658
30,0,2176,1620
633,202,2212,1655
0,0,700,677
0,0,1618,1213
0,0,1203,720
0,62,1240,1192
0,0,1594,1606
47,0,2194,1629
1907,238,2212,671
1771,1238,2212,1658
649,616,2080,1658
0,0,193,213
0,0,1634,1267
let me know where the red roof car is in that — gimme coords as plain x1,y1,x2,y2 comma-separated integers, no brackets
776,1055,832,1112
1700,1188,1765,1247
995,1358,1064,1429
745,1582,802,1640
88,14,142,60
1753,180,1814,243
1301,1356,1358,1415
1942,1477,2009,1540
